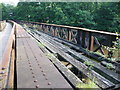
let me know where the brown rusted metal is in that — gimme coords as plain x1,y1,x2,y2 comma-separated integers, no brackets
16,25,72,88
90,36,94,51
18,20,120,56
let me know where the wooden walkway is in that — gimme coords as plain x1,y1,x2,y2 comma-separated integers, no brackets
16,25,72,88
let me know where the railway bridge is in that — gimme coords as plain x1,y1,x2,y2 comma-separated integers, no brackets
0,20,120,89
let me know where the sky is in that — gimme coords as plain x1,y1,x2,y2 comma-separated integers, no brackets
0,0,19,6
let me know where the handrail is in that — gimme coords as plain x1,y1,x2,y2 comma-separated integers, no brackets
19,20,120,37
0,20,16,88
18,20,120,56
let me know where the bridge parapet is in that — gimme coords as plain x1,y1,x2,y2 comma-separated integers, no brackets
18,21,120,56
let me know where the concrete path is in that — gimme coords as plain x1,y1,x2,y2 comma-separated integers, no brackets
0,23,13,62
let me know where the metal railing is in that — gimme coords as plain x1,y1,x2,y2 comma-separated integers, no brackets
18,21,120,55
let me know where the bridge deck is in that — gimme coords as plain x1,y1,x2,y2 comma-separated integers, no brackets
16,25,72,88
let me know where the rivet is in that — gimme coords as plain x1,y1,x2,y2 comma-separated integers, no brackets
48,82,51,85
29,65,32,67
41,70,44,72
43,73,46,76
39,67,42,69
31,72,34,74
2,67,6,70
33,76,35,78
36,85,39,88
0,71,5,74
45,77,48,80
30,68,33,70
34,80,37,82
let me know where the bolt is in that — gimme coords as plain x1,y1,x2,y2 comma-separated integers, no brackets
35,85,39,88
34,80,37,82
0,71,5,74
48,82,51,85
2,67,6,70
33,76,35,78
43,73,46,76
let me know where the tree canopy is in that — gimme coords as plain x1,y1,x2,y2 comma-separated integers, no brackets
1,2,120,33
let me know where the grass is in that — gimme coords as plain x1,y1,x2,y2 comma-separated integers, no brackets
76,80,98,89
37,42,45,48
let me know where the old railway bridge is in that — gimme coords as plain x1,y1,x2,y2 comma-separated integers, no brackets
0,20,120,89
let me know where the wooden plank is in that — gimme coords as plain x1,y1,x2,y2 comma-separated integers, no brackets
34,39,83,88
36,31,120,84
40,37,115,89
53,35,120,67
30,31,115,89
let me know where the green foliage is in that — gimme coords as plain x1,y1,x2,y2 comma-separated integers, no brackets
104,39,120,62
76,80,98,89
0,3,15,20
1,2,120,33
84,60,94,69
106,63,115,69
37,42,45,48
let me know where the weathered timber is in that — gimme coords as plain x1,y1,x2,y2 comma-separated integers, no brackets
28,30,84,88
34,30,120,84
35,40,83,88
29,30,115,89
53,36,120,67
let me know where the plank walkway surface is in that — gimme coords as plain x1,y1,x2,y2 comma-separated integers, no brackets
16,25,72,88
